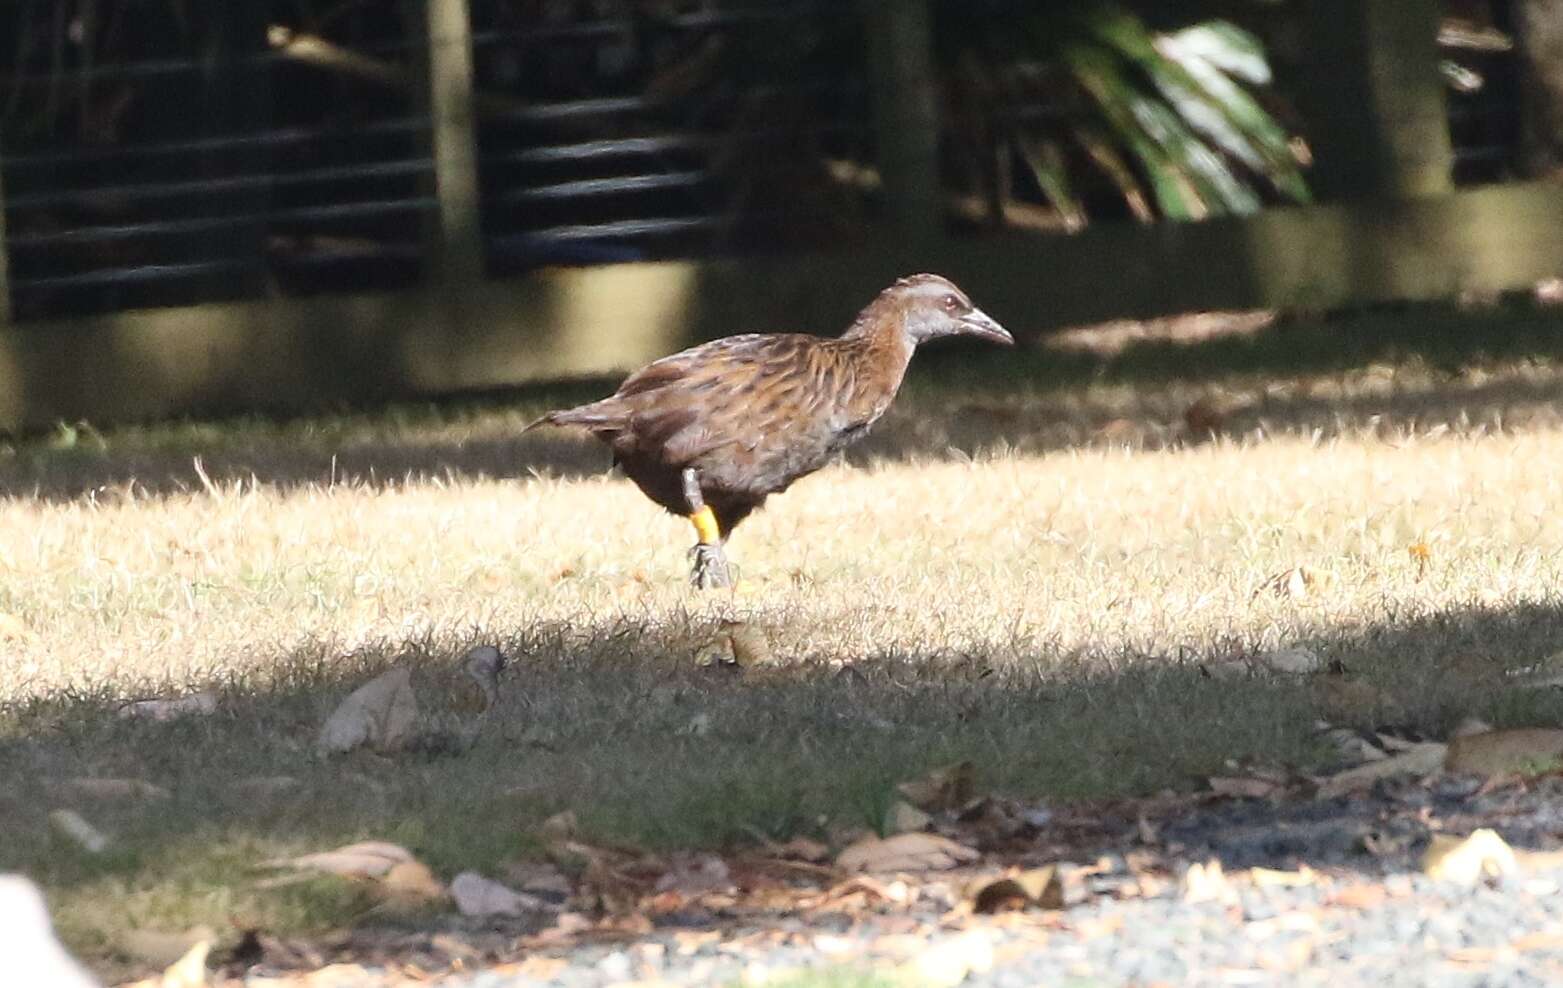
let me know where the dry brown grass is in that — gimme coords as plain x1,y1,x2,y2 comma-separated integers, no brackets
8,421,1563,704
8,305,1563,976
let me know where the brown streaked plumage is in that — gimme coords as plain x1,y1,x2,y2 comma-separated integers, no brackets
530,273,1012,587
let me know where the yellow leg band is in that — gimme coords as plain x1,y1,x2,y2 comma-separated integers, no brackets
690,505,721,544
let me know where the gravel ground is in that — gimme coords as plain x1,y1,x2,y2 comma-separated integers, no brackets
406,874,1563,988
420,878,1563,988
230,776,1563,988
244,868,1563,988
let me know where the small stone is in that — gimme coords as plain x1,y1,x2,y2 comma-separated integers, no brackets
596,951,632,981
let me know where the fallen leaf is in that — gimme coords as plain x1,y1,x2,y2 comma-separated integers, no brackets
1208,776,1285,800
723,620,776,667
1180,859,1232,903
53,778,171,801
1256,646,1323,675
968,866,1064,913
898,931,995,988
317,668,417,755
955,797,1031,842
262,841,416,880
1375,731,1425,752
1250,866,1317,888
117,692,218,722
381,860,446,903
826,818,873,850
539,810,578,843
1515,848,1563,872
1452,717,1496,738
1424,829,1517,886
896,761,976,812
1312,673,1397,725
1315,741,1448,798
450,871,549,917
1317,727,1388,765
502,861,574,900
403,648,508,755
1328,884,1389,910
48,810,109,853
693,636,737,668
836,832,979,873
157,939,210,988
1446,728,1563,779
120,927,216,970
757,836,831,864
653,853,732,895
884,800,932,834
1408,541,1432,579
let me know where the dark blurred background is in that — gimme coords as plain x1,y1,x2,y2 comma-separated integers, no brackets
0,0,1559,428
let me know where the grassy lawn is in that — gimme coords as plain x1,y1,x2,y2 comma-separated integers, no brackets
7,301,1563,979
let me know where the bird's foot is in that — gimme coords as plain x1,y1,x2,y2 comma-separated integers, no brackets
689,543,736,590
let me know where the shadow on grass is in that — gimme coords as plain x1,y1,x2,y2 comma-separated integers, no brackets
3,302,1563,503
7,596,1563,975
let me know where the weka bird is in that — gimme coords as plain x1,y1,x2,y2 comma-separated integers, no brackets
531,274,1012,587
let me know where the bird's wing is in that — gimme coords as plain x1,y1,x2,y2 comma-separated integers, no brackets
534,334,832,467
615,335,776,396
618,335,793,463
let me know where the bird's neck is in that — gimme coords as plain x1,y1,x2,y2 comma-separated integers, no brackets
836,304,917,414
841,295,913,358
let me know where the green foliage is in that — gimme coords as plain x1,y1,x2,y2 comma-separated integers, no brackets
948,2,1310,224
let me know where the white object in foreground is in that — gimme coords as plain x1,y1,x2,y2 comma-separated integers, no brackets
0,874,101,987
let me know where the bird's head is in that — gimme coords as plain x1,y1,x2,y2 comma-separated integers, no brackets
864,273,1013,348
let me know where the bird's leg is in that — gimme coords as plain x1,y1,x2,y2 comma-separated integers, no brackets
682,468,734,589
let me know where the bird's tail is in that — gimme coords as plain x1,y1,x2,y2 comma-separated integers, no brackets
522,400,628,433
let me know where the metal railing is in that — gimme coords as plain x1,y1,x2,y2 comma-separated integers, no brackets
0,0,1530,325
0,0,871,322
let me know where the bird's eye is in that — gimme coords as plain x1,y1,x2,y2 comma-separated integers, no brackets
942,294,964,312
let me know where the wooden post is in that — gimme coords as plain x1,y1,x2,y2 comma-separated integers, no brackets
1516,0,1563,177
863,0,941,238
1298,0,1453,199
425,0,485,286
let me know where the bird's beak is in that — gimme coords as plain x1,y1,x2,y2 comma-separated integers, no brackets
959,307,1014,346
